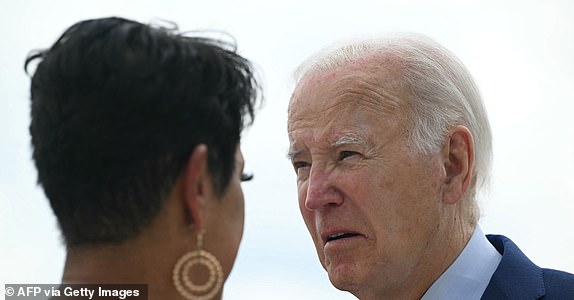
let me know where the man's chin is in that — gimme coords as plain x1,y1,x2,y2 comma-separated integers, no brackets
326,263,361,293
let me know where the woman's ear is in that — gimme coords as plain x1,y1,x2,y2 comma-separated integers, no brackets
441,126,474,204
182,144,210,229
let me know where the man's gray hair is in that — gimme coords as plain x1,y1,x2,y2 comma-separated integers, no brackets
293,33,492,224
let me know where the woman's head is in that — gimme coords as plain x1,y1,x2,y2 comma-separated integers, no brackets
26,17,260,247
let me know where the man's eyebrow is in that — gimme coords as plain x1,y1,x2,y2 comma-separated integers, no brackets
331,133,368,148
287,148,301,161
287,133,369,161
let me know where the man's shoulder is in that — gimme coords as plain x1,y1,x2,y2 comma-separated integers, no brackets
482,234,574,299
542,267,574,297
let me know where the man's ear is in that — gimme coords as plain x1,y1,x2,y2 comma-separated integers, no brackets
441,126,474,204
182,144,209,230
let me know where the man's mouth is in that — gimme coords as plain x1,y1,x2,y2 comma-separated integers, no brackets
324,232,362,244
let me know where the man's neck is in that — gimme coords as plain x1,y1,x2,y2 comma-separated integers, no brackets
355,217,475,300
421,226,502,300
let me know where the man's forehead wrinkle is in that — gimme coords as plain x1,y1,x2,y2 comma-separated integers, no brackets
290,96,368,131
289,65,406,121
331,90,400,120
288,60,409,159
334,73,404,116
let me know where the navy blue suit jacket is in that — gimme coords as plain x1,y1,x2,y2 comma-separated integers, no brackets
481,235,574,299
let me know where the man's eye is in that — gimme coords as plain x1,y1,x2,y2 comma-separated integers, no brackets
293,161,310,171
338,151,358,160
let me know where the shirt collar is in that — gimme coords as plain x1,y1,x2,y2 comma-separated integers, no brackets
421,226,502,300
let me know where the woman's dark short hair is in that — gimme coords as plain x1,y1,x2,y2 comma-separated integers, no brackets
25,17,260,246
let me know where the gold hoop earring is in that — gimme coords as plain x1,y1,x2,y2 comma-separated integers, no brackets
173,229,223,300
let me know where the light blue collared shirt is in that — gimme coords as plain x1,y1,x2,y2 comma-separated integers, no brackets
421,226,502,300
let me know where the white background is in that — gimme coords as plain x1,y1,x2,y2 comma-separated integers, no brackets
1,1,573,299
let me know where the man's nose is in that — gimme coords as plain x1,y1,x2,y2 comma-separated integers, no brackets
303,165,343,210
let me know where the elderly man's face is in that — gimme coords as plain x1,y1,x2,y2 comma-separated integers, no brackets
288,64,448,297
